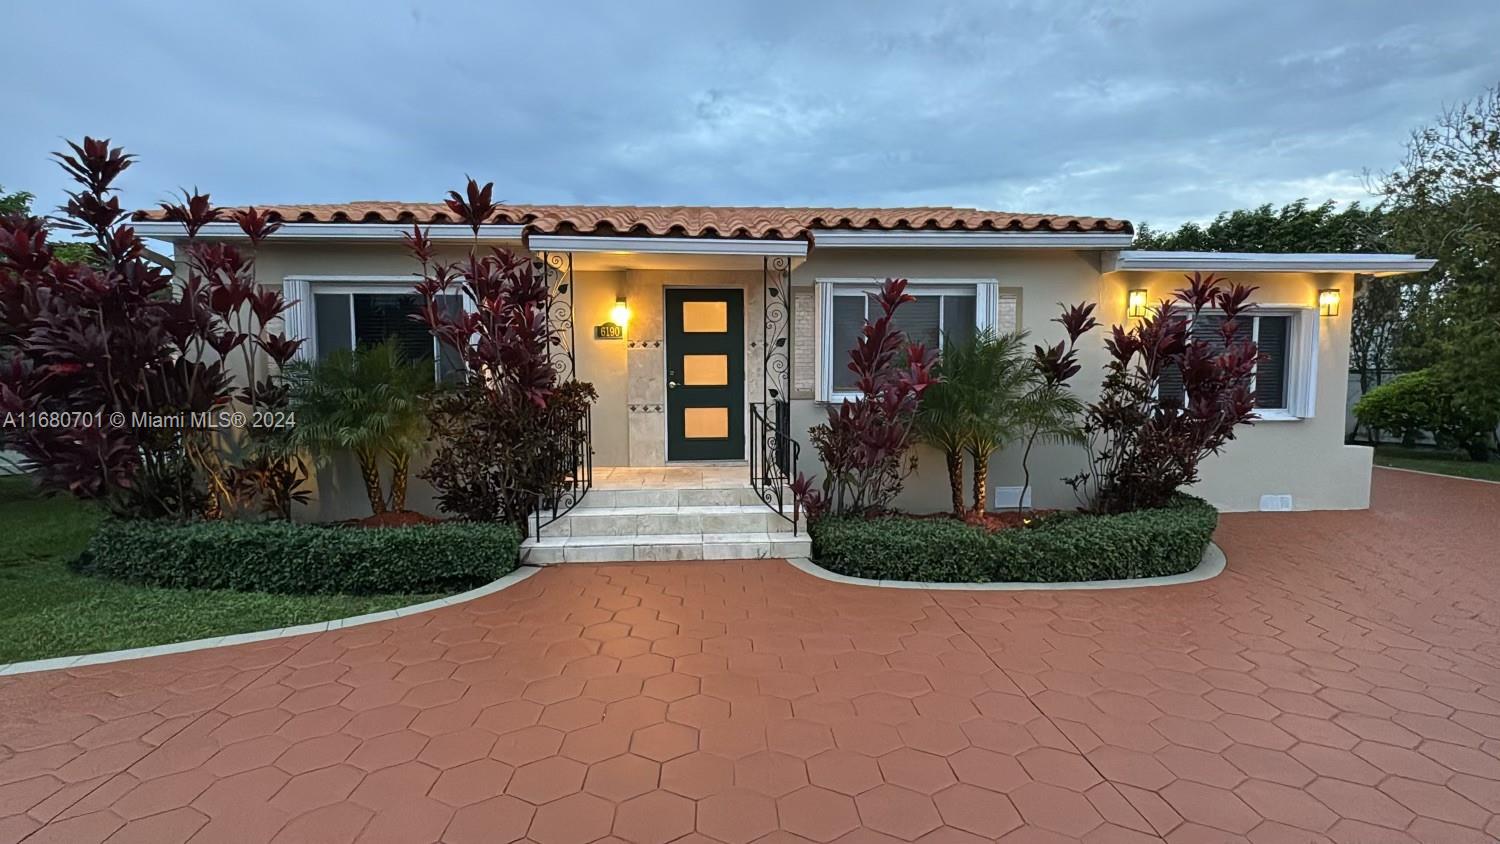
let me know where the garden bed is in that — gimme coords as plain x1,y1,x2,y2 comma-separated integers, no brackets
79,517,520,596
809,496,1217,584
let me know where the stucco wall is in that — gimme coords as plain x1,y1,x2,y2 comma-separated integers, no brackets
786,254,1371,513
225,240,1370,520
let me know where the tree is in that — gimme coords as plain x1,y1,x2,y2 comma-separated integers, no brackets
284,340,434,516
1380,84,1500,440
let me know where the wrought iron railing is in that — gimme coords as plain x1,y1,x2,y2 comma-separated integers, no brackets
532,405,593,540
750,400,800,534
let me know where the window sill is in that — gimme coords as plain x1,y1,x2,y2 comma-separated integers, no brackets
1254,410,1304,422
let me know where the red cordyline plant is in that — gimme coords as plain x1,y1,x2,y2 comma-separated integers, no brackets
405,179,596,527
0,136,307,519
1065,272,1260,514
792,279,938,519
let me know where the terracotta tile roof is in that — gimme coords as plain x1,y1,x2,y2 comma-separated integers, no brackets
133,202,1132,238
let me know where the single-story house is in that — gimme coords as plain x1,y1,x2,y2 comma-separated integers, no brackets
133,204,1433,562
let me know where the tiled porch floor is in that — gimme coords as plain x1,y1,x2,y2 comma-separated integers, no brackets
3,468,1499,842
593,466,752,490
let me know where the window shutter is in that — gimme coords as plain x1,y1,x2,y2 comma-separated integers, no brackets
891,295,941,351
1254,315,1289,410
352,293,431,365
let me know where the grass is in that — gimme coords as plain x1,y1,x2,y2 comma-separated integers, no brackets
1372,445,1500,482
0,476,439,665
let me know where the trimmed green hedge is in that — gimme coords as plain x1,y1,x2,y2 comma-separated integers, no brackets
79,519,520,596
809,496,1217,583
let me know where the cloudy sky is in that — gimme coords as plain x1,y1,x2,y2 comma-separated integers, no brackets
5,2,1499,230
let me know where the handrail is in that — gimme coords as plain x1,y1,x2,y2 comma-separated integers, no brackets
749,400,801,535
532,404,593,539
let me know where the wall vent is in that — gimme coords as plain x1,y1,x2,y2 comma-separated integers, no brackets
993,486,1033,510
1258,494,1294,512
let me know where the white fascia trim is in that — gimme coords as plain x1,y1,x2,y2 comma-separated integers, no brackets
130,222,525,242
811,230,1135,249
1106,250,1436,275
525,234,808,257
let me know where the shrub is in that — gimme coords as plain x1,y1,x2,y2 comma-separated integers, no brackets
79,520,520,595
405,183,597,528
793,279,938,519
809,496,1217,584
1354,368,1496,460
1067,273,1259,514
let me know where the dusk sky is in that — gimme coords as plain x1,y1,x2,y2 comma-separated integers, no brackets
6,2,1499,231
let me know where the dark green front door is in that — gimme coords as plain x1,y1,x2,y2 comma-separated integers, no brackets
665,288,744,461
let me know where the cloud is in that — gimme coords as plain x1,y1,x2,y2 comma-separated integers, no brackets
3,1,1497,230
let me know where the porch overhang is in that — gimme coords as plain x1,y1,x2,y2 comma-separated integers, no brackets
1103,250,1436,277
525,234,808,258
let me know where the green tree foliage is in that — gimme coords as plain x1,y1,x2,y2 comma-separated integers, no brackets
1354,369,1496,460
1380,84,1500,428
283,340,434,516
1133,199,1391,253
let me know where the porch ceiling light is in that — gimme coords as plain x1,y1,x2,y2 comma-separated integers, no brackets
1318,288,1341,317
610,296,631,326
1127,288,1148,319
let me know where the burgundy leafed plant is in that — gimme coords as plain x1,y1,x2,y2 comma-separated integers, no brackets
793,279,938,519
1066,272,1260,514
405,180,596,528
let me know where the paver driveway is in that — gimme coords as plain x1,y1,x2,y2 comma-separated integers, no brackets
2,467,1498,843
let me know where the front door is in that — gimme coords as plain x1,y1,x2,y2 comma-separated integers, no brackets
665,288,744,461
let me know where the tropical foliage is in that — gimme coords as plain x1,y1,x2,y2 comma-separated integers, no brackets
792,279,937,519
284,339,434,515
1066,272,1260,514
406,180,596,528
0,137,307,520
1354,369,1496,460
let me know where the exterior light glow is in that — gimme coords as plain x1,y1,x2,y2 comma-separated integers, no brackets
1127,288,1148,318
610,296,631,326
1318,288,1340,317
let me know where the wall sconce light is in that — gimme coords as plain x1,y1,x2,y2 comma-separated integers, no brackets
610,296,631,327
1318,288,1341,317
1127,289,1149,319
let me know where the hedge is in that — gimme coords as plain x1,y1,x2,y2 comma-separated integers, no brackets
78,519,521,596
809,496,1217,583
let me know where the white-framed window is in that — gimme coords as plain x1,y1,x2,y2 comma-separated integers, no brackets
1160,307,1318,420
814,278,1004,401
282,277,466,382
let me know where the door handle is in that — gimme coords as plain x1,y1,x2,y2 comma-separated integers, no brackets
668,380,678,389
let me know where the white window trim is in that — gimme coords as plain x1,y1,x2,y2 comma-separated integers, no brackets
282,275,471,382
813,277,1001,402
1181,304,1318,421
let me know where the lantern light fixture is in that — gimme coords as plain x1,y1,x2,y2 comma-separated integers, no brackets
610,296,631,326
1127,288,1149,319
1318,288,1340,317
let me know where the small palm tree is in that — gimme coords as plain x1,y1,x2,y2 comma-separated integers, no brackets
284,340,434,515
917,329,1034,516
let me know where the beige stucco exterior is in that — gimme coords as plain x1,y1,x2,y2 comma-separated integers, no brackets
220,239,1375,521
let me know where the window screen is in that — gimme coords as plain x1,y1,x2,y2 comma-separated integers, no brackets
831,296,866,392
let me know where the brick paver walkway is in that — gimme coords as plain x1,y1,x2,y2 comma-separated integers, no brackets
2,468,1498,843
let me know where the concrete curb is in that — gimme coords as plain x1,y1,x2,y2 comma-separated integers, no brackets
1374,464,1500,486
784,541,1226,591
0,566,542,677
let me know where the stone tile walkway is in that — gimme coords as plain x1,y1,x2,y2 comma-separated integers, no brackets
2,468,1498,843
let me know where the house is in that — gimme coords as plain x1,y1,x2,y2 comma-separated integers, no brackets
133,204,1434,562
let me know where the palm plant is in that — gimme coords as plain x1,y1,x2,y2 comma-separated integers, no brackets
283,340,434,515
917,329,1034,516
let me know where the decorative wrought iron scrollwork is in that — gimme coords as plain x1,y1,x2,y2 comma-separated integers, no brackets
762,255,791,406
534,251,576,381
532,405,593,540
750,400,800,534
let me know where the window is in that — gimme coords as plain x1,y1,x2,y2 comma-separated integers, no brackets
816,279,1003,400
1160,310,1310,416
311,289,465,382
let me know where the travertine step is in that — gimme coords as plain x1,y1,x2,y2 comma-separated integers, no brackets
537,503,798,539
521,531,810,564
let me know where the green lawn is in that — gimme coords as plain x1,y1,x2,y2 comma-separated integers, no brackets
1373,445,1500,482
0,476,437,665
